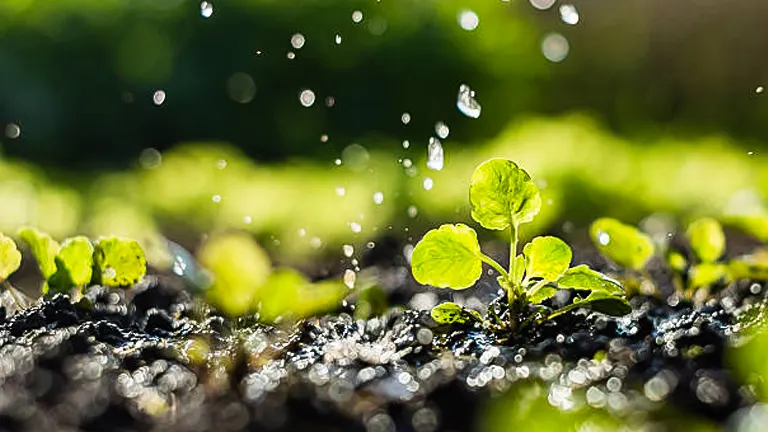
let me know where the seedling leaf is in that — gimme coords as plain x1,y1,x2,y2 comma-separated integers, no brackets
557,265,623,295
431,302,482,325
18,227,60,279
590,218,654,270
667,250,687,272
581,291,631,316
469,159,541,230
94,237,147,288
524,236,571,282
258,268,346,323
689,263,727,288
687,218,725,263
0,233,21,281
512,254,525,285
528,284,558,304
198,232,271,317
49,236,94,292
411,224,483,289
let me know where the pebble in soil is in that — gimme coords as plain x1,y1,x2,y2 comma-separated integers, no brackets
0,272,766,431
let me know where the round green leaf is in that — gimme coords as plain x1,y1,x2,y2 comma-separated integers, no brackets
581,291,631,316
0,233,21,281
431,302,482,325
556,265,624,295
50,236,94,291
469,159,541,230
18,227,60,279
94,236,147,288
410,224,483,289
687,218,725,263
523,236,572,281
590,218,654,270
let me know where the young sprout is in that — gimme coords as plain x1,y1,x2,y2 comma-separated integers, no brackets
410,159,631,330
93,236,147,288
0,233,26,308
588,218,655,295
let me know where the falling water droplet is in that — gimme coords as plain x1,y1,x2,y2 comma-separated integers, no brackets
402,140,410,149
457,84,481,118
401,112,411,125
335,186,346,196
559,4,579,25
530,0,556,10
212,194,222,203
542,33,569,62
597,231,610,246
325,96,336,107
427,138,444,171
350,222,362,233
457,10,479,31
139,148,162,169
344,269,356,289
335,34,342,44
216,159,228,170
287,51,296,59
352,10,364,23
291,33,306,49
152,90,166,106
200,1,214,18
402,158,413,168
243,216,252,224
757,86,764,94
298,228,307,237
320,134,329,142
434,122,450,139
310,237,323,249
343,245,354,257
5,123,21,139
423,177,434,190
407,205,418,218
299,89,316,107
334,158,342,166
373,191,384,204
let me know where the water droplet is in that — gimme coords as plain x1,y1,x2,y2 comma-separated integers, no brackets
423,177,434,190
216,159,228,170
373,191,384,204
457,84,481,118
352,10,364,23
335,186,346,196
334,158,342,166
335,34,342,44
559,4,579,25
287,51,296,60
748,151,755,156
299,89,316,107
402,140,410,149
407,205,418,218
226,72,256,104
243,216,252,224
458,10,479,31
298,228,306,237
350,222,362,233
401,112,411,125
597,231,610,246
320,134,329,142
367,242,375,249
152,90,166,106
757,86,764,94
343,269,356,289
102,267,117,280
530,0,556,10
434,122,450,139
341,144,370,171
343,245,354,257
310,237,322,249
427,137,444,171
402,158,413,168
5,123,21,139
200,1,214,18
291,33,306,49
212,194,222,203
542,33,569,62
139,148,162,169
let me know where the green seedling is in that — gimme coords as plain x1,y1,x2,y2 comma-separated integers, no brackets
588,217,655,295
411,159,631,331
0,233,27,308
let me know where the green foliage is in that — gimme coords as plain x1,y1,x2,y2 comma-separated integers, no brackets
469,159,541,230
590,218,655,270
410,223,483,289
94,237,147,288
687,218,725,263
48,236,94,293
0,233,21,281
411,158,631,333
18,227,60,279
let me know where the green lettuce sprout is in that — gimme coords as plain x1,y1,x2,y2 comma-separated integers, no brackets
410,159,631,330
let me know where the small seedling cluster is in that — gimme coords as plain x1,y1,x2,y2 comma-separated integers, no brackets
0,228,147,307
411,159,631,331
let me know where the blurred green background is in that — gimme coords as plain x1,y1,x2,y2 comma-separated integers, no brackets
1,0,768,264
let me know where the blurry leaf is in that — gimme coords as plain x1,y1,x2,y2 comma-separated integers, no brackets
527,284,558,304
581,291,631,316
512,254,525,284
354,284,388,320
198,232,271,317
590,218,654,270
724,215,768,242
728,253,768,281
687,218,725,263
557,265,624,295
18,227,60,279
731,330,768,401
523,236,571,281
411,224,482,289
667,250,688,272
49,236,94,293
431,302,482,325
469,158,541,230
689,263,727,288
0,233,21,281
93,237,147,288
258,269,347,323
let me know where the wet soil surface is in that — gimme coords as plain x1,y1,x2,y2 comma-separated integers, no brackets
0,267,765,432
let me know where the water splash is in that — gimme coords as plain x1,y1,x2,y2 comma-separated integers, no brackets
342,245,354,257
426,137,444,171
200,1,214,18
343,269,356,289
457,84,481,118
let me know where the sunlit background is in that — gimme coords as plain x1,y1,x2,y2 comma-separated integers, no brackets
3,1,768,429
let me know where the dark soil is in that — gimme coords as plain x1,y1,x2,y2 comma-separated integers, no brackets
0,261,765,431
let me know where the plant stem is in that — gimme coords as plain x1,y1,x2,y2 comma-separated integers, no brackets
526,279,550,299
508,223,521,327
509,224,519,285
479,254,510,282
547,302,580,320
